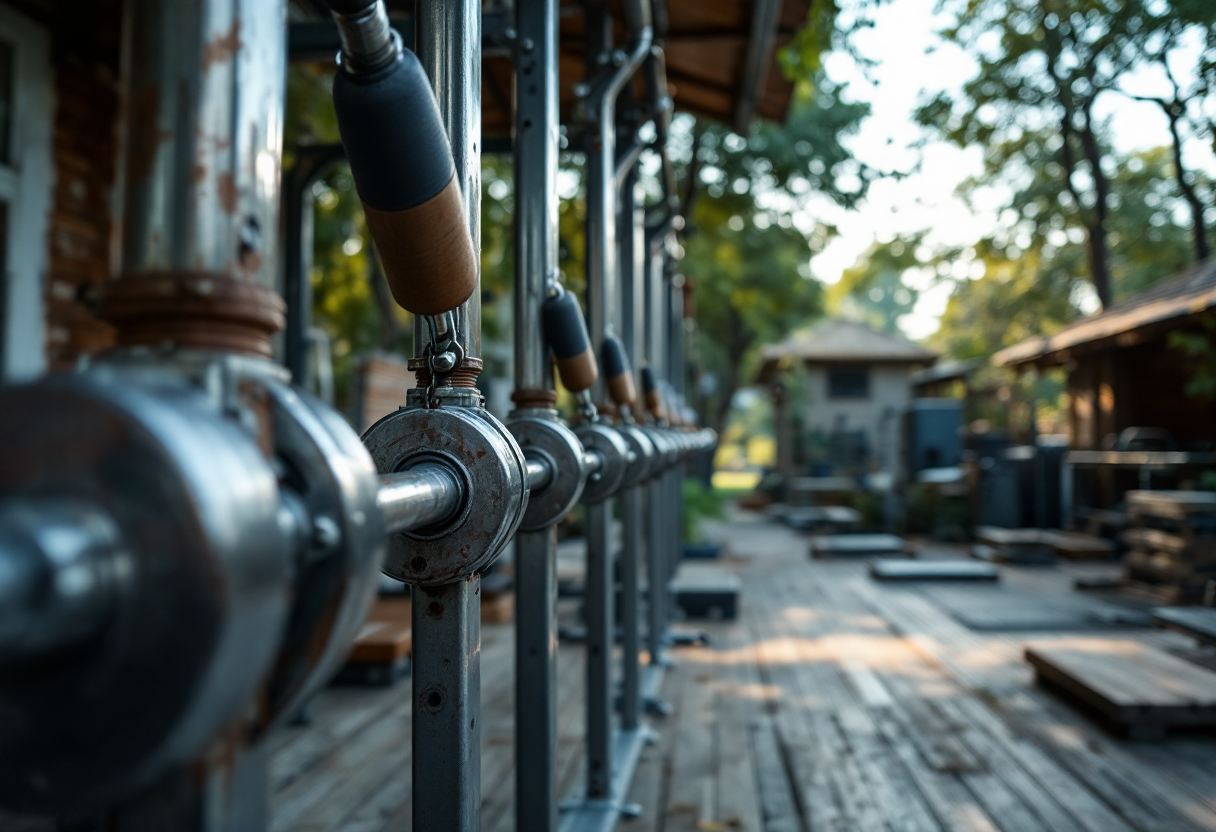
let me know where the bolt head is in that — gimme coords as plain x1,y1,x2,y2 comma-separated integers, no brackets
432,352,458,373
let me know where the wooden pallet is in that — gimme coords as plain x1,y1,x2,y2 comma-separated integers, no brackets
1122,550,1216,604
1025,639,1216,739
973,527,1056,564
1046,531,1114,561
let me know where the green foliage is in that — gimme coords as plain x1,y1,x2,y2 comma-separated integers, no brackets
929,146,1198,361
828,234,926,334
683,478,726,542
917,0,1216,306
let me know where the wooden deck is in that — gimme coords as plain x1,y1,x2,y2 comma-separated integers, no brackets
265,509,1216,832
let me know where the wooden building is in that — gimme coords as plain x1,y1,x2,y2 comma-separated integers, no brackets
994,259,1216,452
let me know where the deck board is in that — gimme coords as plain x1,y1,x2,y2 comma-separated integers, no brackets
265,511,1216,832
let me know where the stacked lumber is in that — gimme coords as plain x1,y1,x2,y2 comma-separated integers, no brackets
336,595,413,686
1121,490,1216,604
972,527,1056,564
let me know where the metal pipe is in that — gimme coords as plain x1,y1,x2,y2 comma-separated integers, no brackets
583,5,653,388
376,466,465,534
410,2,484,828
414,0,482,364
584,451,604,474
618,169,645,729
412,578,481,831
326,0,398,75
526,457,555,492
512,0,563,827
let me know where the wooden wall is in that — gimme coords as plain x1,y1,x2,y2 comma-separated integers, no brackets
1067,334,1216,451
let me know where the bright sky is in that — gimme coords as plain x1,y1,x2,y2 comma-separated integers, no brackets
806,0,1214,341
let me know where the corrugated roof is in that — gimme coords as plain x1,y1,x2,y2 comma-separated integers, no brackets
760,318,938,368
993,258,1216,368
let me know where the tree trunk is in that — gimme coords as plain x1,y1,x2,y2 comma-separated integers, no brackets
1077,115,1113,308
1165,104,1210,262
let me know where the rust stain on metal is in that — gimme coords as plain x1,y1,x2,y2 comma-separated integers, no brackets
202,20,242,72
216,172,238,214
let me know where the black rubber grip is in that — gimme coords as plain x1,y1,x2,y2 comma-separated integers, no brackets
543,290,592,360
601,336,630,379
640,365,657,393
325,0,378,12
332,51,455,212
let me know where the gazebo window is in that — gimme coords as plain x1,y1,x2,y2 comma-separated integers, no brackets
828,366,870,399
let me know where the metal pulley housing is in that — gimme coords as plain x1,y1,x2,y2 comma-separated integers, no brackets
508,411,588,531
261,382,385,724
363,392,529,584
0,356,388,814
0,371,292,814
574,421,631,504
616,423,657,487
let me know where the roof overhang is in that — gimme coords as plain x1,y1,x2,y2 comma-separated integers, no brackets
993,282,1216,369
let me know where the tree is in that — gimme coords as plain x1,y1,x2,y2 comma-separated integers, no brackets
684,195,826,435
918,0,1207,308
1120,3,1216,262
930,146,1197,361
828,234,926,334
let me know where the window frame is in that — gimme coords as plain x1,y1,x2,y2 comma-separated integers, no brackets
826,365,872,400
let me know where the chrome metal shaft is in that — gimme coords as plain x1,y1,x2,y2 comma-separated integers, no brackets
377,465,465,534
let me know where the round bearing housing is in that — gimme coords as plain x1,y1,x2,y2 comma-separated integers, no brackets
363,403,528,584
508,411,588,531
260,382,386,728
0,376,291,814
616,423,657,487
574,421,630,504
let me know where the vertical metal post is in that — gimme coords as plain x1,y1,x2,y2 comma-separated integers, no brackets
645,245,669,666
618,170,643,729
413,2,484,830
582,0,616,802
415,0,482,361
412,580,481,832
513,0,561,825
667,271,684,584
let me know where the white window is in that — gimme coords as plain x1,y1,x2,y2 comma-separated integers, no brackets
0,6,53,381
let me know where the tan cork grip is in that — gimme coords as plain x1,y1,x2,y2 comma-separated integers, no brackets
645,389,667,422
607,372,637,408
363,175,477,316
555,348,598,393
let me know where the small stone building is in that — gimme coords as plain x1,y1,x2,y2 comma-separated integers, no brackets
758,318,937,484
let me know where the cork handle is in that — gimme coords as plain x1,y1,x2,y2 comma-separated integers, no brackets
543,289,599,393
362,177,477,315
601,336,637,408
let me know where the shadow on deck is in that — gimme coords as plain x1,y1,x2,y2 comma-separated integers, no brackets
269,510,1216,832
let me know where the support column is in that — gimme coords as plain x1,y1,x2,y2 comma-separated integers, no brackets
413,0,484,828
512,0,562,825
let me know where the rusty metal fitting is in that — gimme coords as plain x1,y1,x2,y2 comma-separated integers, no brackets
98,274,286,358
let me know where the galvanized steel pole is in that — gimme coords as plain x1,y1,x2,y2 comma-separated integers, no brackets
413,0,484,827
513,0,563,825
